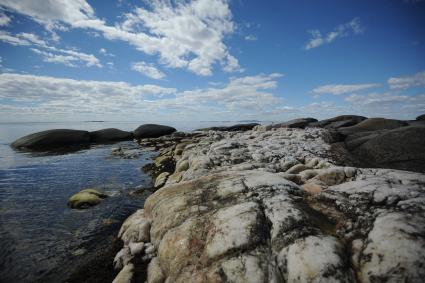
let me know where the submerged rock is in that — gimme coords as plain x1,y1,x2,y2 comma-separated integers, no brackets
11,129,91,150
68,188,108,209
133,124,176,139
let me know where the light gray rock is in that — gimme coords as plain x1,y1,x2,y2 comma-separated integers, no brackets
112,125,425,283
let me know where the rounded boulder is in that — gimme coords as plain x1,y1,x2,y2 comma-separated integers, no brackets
133,124,176,139
11,129,91,150
90,128,133,142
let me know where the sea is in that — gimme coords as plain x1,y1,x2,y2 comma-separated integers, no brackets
0,120,252,283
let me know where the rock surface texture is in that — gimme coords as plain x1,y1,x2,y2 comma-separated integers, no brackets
113,124,425,283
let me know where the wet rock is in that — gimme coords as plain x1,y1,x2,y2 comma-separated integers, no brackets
175,159,189,172
133,124,176,139
154,172,170,188
11,129,90,150
89,128,133,142
67,188,107,209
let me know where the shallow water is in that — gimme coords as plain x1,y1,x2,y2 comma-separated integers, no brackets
0,120,260,282
0,122,151,282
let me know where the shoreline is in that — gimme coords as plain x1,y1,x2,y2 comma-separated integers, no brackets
110,117,425,282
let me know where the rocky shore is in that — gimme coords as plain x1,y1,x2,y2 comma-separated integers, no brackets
111,116,425,283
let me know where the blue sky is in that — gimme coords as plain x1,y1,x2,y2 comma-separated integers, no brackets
0,0,424,122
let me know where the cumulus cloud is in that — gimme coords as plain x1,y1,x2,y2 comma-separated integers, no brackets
305,18,364,50
0,73,176,119
0,31,102,67
0,0,241,76
312,83,380,95
131,61,166,80
388,70,425,89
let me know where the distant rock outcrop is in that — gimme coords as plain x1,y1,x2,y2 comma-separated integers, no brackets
89,128,133,142
416,114,425,121
338,118,408,135
133,124,176,139
196,123,259,132
309,115,367,129
11,129,91,150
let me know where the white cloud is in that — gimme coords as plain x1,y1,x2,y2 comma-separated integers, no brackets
305,18,364,50
146,73,284,114
0,73,177,119
312,83,380,95
0,31,102,67
99,48,114,57
0,9,11,26
131,61,166,80
388,70,425,89
0,0,241,76
343,92,425,118
0,73,286,121
244,35,257,41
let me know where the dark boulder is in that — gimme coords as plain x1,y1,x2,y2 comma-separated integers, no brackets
196,123,259,132
277,118,318,129
338,118,408,135
416,114,425,121
310,115,367,129
351,126,425,173
11,129,90,150
133,124,176,139
89,128,133,142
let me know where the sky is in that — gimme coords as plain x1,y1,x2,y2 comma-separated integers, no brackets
0,0,424,122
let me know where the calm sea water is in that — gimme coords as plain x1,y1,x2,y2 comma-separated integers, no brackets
0,120,250,282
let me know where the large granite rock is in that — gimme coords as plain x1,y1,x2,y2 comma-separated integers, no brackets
11,129,90,150
133,124,176,139
338,118,407,135
310,115,367,129
196,123,259,132
113,126,425,282
89,128,133,142
416,114,425,121
352,125,425,172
